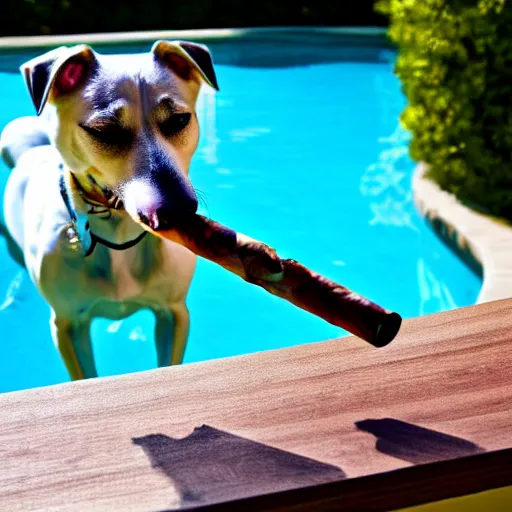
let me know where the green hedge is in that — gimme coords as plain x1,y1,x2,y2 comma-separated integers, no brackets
377,0,512,220
0,1,386,37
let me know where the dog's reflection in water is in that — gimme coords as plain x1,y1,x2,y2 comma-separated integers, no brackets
133,425,345,506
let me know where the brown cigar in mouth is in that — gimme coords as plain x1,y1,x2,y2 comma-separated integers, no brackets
138,214,402,348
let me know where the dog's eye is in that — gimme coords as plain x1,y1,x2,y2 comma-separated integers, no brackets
159,113,191,137
79,123,132,149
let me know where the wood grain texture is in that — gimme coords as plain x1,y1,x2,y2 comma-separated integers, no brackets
0,298,511,511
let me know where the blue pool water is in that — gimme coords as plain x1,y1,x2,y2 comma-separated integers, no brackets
0,53,481,393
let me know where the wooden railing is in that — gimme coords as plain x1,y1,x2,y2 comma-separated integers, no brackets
1,298,511,511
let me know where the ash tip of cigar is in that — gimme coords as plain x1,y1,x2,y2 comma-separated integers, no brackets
372,312,402,348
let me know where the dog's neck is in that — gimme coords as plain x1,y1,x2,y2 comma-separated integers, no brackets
59,165,148,256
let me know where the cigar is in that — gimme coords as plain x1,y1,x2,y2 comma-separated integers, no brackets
140,214,402,347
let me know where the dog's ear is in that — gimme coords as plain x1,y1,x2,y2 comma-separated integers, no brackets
151,40,219,91
20,45,97,115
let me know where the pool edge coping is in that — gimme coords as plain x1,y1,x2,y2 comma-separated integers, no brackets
413,163,512,304
0,26,388,50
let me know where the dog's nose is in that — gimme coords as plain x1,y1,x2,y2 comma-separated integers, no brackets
122,172,198,231
138,195,198,231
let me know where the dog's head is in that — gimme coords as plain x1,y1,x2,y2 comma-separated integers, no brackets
20,41,219,229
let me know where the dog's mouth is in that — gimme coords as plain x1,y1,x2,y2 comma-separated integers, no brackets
136,211,192,232
73,174,199,232
71,173,124,214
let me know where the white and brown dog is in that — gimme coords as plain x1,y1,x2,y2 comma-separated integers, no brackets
0,41,219,380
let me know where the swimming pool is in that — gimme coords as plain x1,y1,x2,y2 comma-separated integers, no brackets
0,37,481,393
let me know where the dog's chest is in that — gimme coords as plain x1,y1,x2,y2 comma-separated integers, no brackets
85,243,164,301
109,250,147,297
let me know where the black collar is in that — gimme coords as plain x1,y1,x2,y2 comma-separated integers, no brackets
59,171,147,257
84,227,148,257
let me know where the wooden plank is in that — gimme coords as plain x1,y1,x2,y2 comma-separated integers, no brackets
0,298,511,511
187,451,512,512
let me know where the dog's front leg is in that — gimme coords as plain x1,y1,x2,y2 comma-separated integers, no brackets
169,303,191,366
50,313,97,380
154,303,190,367
154,311,174,368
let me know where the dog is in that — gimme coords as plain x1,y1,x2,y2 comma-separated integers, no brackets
0,41,219,380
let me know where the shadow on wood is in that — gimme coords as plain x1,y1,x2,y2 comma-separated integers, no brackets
132,425,345,508
355,418,485,465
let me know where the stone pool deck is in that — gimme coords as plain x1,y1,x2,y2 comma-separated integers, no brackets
0,27,392,73
413,163,512,304
0,27,394,73
0,27,388,49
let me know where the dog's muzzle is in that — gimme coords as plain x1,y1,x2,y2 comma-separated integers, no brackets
122,178,198,231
